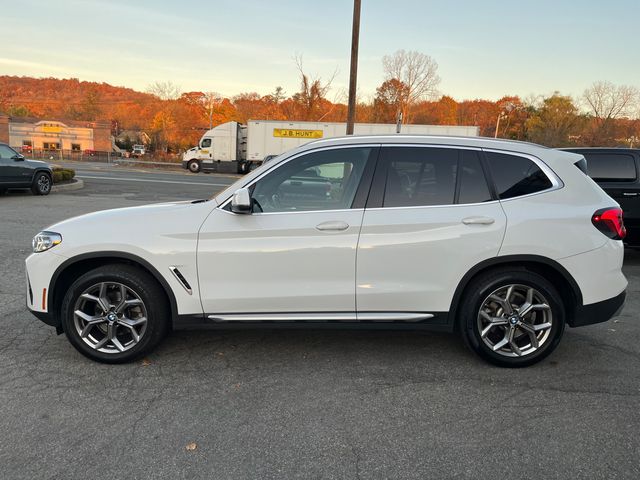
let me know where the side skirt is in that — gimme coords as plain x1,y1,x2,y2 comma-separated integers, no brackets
174,312,453,332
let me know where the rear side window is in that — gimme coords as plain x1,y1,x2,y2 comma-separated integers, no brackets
584,153,637,182
458,150,492,204
485,152,553,199
381,147,492,207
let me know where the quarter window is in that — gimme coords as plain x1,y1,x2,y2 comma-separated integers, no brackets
584,153,637,182
250,147,372,213
485,152,553,199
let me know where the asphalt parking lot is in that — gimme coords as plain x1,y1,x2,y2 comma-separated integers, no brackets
1,165,639,479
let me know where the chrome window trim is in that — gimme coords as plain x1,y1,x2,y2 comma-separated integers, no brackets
218,207,364,217
217,142,564,212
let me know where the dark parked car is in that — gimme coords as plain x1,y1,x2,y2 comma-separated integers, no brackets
0,143,53,195
564,148,639,246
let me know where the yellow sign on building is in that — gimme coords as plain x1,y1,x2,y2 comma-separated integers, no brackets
42,125,63,133
273,128,323,139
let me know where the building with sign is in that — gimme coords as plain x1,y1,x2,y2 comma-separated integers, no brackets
0,115,111,152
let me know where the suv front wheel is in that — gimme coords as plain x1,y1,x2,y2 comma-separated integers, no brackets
459,268,565,367
31,172,52,195
60,264,170,363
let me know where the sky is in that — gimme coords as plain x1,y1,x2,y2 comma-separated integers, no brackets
1,0,639,102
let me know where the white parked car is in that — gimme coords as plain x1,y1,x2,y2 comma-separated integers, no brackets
26,135,627,366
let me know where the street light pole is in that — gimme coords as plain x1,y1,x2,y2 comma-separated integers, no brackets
346,0,361,135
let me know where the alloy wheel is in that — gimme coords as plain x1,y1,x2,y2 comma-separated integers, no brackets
477,284,553,358
38,175,51,193
73,282,148,354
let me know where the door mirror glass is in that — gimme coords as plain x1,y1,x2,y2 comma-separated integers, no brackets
231,187,253,214
13,154,25,161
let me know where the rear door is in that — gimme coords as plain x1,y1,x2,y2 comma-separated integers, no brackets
582,150,640,244
356,145,507,319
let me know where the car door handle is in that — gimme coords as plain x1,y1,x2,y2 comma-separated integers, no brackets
462,216,495,225
316,221,349,231
623,192,638,197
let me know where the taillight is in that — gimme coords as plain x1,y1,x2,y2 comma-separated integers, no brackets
592,207,626,240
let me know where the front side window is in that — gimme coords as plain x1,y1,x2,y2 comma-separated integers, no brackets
381,147,492,207
0,145,18,159
485,152,553,199
584,153,637,182
201,138,212,148
250,147,372,213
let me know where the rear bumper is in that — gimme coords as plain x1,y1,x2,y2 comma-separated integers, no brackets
570,289,626,327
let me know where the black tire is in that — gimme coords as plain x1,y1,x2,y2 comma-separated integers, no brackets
187,160,200,173
60,264,170,363
31,172,52,196
458,268,565,368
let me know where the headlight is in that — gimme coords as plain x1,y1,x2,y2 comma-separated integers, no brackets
32,231,62,253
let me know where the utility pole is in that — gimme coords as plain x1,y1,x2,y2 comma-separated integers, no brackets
346,0,361,135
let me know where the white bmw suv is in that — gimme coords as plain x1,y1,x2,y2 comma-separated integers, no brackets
26,135,627,367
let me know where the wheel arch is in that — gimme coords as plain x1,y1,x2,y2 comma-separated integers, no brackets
449,255,583,329
49,251,179,333
32,168,53,183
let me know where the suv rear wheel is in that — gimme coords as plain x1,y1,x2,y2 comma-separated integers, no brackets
60,264,170,363
459,268,565,367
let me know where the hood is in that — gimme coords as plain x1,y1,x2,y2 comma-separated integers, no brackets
23,158,51,169
45,199,217,236
41,198,218,259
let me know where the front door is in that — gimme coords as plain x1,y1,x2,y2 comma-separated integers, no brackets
197,146,378,318
356,146,507,318
0,145,29,184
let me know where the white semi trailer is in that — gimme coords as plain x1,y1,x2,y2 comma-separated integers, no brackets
181,120,480,174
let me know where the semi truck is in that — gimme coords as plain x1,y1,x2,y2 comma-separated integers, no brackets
181,120,480,174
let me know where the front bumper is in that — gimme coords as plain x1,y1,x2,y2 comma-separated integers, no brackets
571,289,626,327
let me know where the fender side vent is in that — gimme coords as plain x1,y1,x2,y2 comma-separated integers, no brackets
27,274,33,306
169,267,193,295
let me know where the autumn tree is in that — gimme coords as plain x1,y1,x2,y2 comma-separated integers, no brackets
291,56,336,121
494,96,528,140
147,81,182,152
583,81,639,145
372,78,409,123
525,93,582,147
382,50,440,122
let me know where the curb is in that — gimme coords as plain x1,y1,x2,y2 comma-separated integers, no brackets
52,178,84,193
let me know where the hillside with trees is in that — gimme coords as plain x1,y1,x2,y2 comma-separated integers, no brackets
1,50,639,153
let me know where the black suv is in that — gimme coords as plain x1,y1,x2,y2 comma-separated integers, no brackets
0,143,53,195
564,148,640,247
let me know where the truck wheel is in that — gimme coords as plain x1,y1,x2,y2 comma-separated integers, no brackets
187,160,200,173
238,162,248,174
31,172,52,196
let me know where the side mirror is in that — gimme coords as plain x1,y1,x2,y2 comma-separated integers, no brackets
13,154,24,161
230,187,253,214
